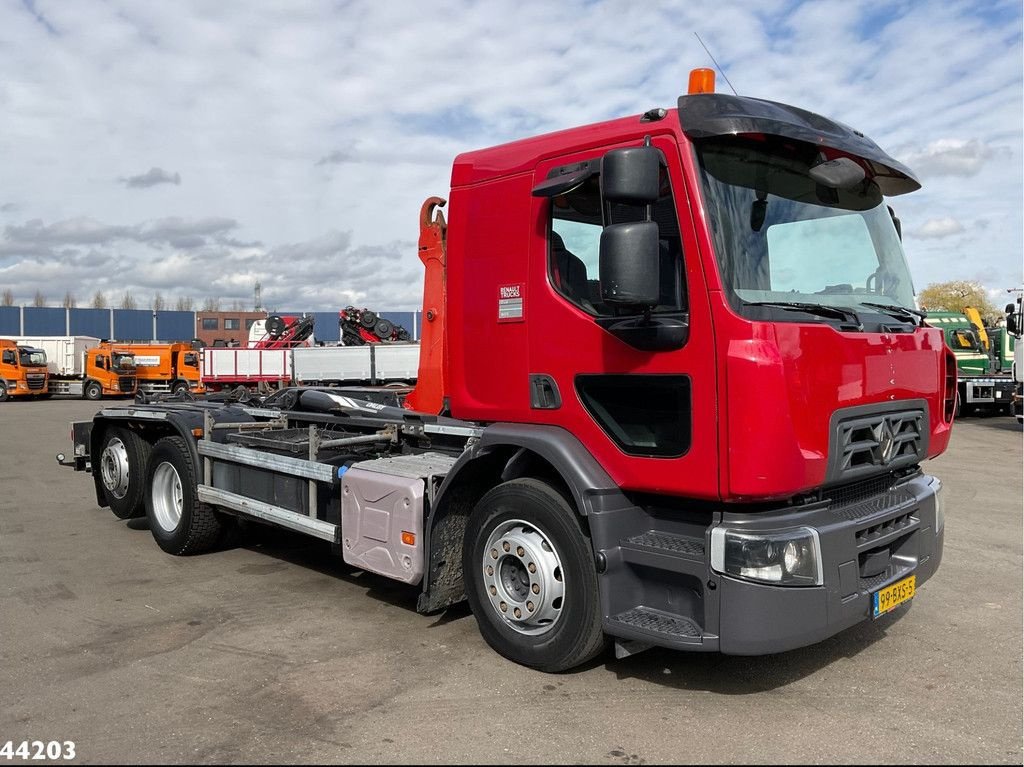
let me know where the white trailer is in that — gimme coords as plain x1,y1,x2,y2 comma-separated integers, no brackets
200,344,420,391
8,336,99,376
200,347,292,391
293,343,419,385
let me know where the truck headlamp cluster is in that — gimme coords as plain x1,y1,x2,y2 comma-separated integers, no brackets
710,526,823,586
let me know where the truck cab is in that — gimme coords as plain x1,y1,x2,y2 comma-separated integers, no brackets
130,343,203,394
84,345,137,399
0,339,48,401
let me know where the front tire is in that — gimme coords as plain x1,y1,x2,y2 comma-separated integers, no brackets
0,382,8,402
84,380,103,400
463,478,606,672
172,381,190,395
98,427,152,519
144,436,222,555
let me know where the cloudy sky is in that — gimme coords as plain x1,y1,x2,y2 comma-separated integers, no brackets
1,0,1021,312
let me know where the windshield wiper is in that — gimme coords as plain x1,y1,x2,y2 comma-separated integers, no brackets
858,302,926,326
744,301,863,329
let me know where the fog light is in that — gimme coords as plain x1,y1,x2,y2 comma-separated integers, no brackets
710,526,823,586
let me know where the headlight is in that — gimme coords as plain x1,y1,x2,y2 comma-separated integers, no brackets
710,526,823,586
934,478,945,533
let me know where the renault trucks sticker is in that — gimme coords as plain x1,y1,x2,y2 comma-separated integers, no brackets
498,283,524,322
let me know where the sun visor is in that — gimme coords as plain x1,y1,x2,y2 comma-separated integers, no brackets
531,159,600,197
678,94,920,196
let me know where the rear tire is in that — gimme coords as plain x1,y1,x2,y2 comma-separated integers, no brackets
98,427,152,519
144,436,222,555
84,380,103,400
463,478,606,672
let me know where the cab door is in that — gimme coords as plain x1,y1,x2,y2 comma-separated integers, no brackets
526,135,720,500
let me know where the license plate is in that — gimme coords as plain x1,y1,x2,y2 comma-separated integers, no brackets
872,574,916,617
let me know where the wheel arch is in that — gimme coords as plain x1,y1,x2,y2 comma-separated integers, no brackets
417,423,623,614
89,413,204,508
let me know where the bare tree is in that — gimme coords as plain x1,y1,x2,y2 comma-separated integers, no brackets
91,291,107,309
175,296,194,312
230,298,244,311
33,290,46,307
62,291,77,309
151,293,166,311
1,288,13,307
119,291,138,310
201,296,221,312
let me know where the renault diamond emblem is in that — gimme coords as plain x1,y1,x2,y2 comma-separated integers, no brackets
879,421,898,464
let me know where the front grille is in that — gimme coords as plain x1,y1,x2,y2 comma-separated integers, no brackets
26,374,46,390
118,376,136,392
833,408,925,481
856,511,916,546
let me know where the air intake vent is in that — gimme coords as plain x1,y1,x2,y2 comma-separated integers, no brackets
828,407,926,482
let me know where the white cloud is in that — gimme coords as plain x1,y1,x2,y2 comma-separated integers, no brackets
0,0,1020,307
912,217,966,239
904,139,995,177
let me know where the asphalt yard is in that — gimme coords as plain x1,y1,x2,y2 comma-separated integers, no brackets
1,399,1021,764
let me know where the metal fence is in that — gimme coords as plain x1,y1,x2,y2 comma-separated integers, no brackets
0,307,421,342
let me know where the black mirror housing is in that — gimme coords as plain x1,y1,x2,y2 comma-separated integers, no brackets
600,221,660,306
601,147,660,203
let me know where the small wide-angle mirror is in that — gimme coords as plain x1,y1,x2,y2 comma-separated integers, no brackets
601,146,660,203
809,156,866,190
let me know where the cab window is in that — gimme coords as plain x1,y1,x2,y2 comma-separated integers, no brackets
548,170,686,316
2,349,15,365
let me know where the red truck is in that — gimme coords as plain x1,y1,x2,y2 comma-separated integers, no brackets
63,70,952,671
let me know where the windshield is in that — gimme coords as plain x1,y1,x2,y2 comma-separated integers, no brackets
18,349,46,366
695,136,916,317
112,353,135,371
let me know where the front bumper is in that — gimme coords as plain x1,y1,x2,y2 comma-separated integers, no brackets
590,472,943,656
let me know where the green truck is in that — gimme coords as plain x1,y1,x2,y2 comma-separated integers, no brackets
925,310,1015,416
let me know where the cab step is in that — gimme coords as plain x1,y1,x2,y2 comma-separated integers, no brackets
619,530,705,571
606,606,705,648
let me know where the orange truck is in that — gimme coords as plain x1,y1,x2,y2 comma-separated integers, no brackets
125,342,203,395
0,338,49,401
11,336,137,399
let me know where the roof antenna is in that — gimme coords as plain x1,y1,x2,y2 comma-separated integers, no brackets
694,32,738,96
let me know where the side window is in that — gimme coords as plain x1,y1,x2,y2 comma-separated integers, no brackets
548,168,687,316
2,350,15,365
183,353,198,367
95,355,106,370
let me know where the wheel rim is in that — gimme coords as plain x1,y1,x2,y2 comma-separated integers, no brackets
99,437,130,499
481,519,565,636
151,462,183,532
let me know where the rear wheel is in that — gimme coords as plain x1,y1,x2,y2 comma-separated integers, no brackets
98,427,152,519
84,380,103,400
463,478,606,672
144,436,222,555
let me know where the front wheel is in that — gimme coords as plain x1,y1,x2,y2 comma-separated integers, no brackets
463,478,606,672
144,436,222,555
172,380,190,395
84,380,103,400
0,382,8,402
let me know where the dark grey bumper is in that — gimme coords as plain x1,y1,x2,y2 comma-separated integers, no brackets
590,473,944,656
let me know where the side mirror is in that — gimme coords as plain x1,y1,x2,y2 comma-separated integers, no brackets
600,222,660,307
601,147,660,203
887,205,902,240
1008,313,1020,336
